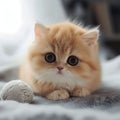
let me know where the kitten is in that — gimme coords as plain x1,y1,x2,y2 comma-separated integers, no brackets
20,22,101,100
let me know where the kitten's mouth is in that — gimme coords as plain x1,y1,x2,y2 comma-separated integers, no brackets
57,71,63,75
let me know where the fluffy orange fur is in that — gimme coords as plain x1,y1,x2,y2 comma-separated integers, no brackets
19,22,101,100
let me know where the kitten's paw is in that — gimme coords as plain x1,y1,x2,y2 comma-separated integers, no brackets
46,89,69,100
71,87,90,97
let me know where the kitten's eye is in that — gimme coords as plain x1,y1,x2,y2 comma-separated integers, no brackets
45,53,56,63
67,56,78,66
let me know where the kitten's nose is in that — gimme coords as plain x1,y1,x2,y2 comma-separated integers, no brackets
57,66,64,71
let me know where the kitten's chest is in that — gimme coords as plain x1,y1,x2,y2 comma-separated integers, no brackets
34,71,86,90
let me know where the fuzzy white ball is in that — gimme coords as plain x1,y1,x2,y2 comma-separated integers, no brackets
0,80,34,103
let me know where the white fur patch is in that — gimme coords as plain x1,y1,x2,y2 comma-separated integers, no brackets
33,68,87,90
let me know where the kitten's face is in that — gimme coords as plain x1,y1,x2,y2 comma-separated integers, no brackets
29,22,100,89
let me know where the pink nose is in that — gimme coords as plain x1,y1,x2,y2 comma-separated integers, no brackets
57,66,63,71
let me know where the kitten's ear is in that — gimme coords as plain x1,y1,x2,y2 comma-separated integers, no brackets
82,29,99,46
34,23,48,37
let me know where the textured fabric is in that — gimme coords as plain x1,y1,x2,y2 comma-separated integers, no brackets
0,77,120,120
0,100,120,120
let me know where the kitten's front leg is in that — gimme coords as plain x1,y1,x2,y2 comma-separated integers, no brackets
46,89,69,100
71,87,90,97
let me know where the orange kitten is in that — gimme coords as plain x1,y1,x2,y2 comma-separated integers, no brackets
20,22,101,100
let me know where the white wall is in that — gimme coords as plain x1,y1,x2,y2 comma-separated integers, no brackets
22,0,67,25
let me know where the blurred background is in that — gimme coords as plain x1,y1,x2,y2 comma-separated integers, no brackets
0,0,120,81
